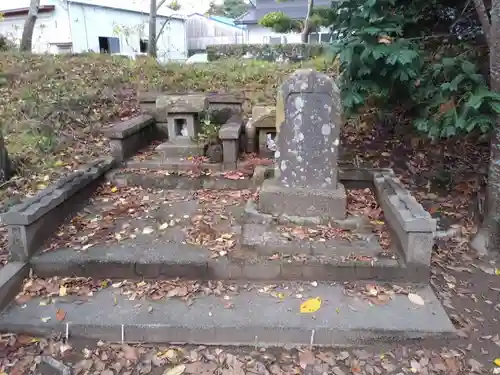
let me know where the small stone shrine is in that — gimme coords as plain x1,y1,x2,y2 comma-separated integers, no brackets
155,94,208,158
258,69,346,219
248,106,277,157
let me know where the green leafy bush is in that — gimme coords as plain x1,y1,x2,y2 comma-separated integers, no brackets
329,0,497,139
259,12,301,33
413,56,500,138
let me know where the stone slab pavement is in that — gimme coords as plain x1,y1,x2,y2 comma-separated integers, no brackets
0,283,455,347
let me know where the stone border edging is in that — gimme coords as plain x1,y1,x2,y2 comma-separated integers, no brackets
0,262,29,312
373,171,437,268
1,158,115,261
101,115,156,162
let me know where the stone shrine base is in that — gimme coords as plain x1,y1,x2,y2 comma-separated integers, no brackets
258,179,347,220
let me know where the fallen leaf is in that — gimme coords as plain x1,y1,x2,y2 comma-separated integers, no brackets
56,308,66,321
300,297,322,313
142,227,154,234
299,350,315,369
163,364,186,375
41,317,51,323
408,293,425,306
494,358,500,367
59,285,67,297
111,186,118,193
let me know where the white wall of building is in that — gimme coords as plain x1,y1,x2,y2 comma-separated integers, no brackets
69,2,187,61
0,0,71,53
186,14,245,52
246,24,331,44
0,0,187,62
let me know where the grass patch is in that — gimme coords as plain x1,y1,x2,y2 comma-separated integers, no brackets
0,52,338,202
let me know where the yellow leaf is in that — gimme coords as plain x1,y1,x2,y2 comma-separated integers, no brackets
276,292,285,299
495,268,500,276
59,285,67,297
111,186,118,193
54,160,64,167
300,297,322,313
37,183,47,189
494,358,500,366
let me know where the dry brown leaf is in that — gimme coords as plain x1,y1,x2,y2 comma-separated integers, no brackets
55,308,66,322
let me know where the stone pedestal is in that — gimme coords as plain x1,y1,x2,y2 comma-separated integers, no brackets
258,179,346,219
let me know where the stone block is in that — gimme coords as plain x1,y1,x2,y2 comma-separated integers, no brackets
219,113,243,169
373,172,436,269
157,94,208,114
245,119,257,153
252,106,276,128
258,179,346,219
39,356,72,375
156,141,203,158
0,262,29,312
2,158,114,261
101,115,156,162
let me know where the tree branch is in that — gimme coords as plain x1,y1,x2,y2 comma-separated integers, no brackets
473,0,491,42
156,0,168,11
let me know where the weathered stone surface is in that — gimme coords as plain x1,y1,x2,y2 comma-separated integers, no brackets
156,141,203,158
39,357,72,375
258,69,346,219
2,158,114,226
258,179,347,219
252,106,276,129
373,172,436,268
157,94,208,114
0,130,13,183
101,115,155,140
219,113,244,169
0,284,456,346
207,93,244,123
0,262,29,312
2,158,114,261
275,69,342,189
101,115,157,162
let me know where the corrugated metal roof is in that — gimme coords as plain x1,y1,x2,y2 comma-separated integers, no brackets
68,0,186,19
0,0,185,19
236,0,332,24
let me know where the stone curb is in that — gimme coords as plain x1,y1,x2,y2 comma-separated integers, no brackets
373,172,436,268
2,322,456,347
30,251,427,283
39,356,72,375
1,158,115,261
0,262,29,312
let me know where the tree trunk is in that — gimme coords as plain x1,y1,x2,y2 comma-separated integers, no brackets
470,0,500,255
147,0,157,57
20,0,41,52
0,130,12,183
301,0,314,43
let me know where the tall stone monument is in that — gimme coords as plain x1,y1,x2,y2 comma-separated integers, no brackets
258,69,346,219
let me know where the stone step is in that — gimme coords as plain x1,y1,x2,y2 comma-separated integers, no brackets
156,142,203,158
107,168,255,191
0,281,456,347
31,240,422,283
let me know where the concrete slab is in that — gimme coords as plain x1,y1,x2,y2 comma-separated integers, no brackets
0,283,456,347
31,237,415,282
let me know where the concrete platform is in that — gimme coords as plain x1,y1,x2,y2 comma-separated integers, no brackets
0,283,456,347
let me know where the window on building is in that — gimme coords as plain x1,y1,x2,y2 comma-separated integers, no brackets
320,33,332,43
98,36,120,54
140,39,148,53
309,33,319,43
269,37,281,44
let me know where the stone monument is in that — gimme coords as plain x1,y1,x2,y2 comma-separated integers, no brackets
258,69,346,219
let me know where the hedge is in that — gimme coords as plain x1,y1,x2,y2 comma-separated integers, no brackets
206,43,328,62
